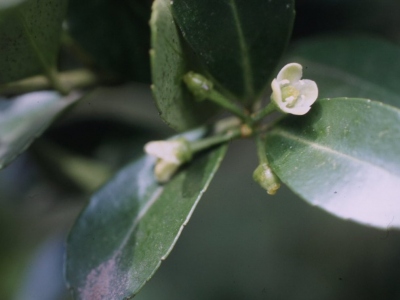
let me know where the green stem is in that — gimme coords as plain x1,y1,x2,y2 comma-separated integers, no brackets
61,31,96,69
252,102,276,123
190,127,241,153
256,134,269,164
208,89,251,123
213,116,242,134
0,69,98,95
47,67,69,95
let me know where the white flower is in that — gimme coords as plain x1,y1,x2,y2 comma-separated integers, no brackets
144,138,192,183
271,63,318,115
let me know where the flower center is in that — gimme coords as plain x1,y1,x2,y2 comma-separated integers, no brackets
281,85,300,108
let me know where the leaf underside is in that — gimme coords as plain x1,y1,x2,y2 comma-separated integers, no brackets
66,129,228,299
286,36,400,108
0,91,80,169
266,98,400,229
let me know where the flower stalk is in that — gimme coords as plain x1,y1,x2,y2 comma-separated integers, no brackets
253,135,281,195
145,126,242,183
183,72,251,123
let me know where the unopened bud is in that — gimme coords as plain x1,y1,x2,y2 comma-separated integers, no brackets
253,163,280,195
154,160,180,183
144,138,192,183
183,71,213,101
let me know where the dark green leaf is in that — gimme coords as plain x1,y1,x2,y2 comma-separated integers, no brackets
67,0,152,82
66,130,228,299
172,0,295,105
150,0,219,131
287,37,400,108
266,98,400,229
0,91,80,169
0,0,67,84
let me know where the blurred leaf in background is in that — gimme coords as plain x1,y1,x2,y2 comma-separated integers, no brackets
67,0,152,82
0,0,67,84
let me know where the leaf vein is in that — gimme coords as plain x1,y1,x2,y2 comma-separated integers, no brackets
228,0,254,99
273,129,399,178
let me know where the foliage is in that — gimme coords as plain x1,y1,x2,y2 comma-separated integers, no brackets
1,0,400,299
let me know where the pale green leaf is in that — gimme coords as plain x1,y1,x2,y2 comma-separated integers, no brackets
266,98,400,229
66,129,228,299
0,91,80,169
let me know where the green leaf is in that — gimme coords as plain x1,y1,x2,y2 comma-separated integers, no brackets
287,37,400,108
67,0,152,82
265,98,400,229
0,0,67,84
150,0,219,131
66,130,228,299
0,91,80,169
0,0,26,11
172,0,295,106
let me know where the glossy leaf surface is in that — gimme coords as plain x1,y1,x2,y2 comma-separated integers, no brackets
67,0,152,82
266,98,400,229
150,0,218,131
0,0,67,84
0,91,80,169
172,0,295,105
287,37,400,108
66,129,227,299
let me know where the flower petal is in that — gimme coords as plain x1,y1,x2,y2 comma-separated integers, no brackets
144,140,182,163
293,79,318,106
271,79,282,104
277,63,303,83
288,105,311,115
154,160,180,183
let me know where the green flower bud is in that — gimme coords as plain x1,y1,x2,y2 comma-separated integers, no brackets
183,71,213,101
253,163,281,195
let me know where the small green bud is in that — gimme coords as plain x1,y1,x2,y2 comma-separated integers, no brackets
183,71,213,101
253,163,281,195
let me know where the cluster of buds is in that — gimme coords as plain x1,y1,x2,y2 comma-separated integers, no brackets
145,63,318,194
144,138,192,183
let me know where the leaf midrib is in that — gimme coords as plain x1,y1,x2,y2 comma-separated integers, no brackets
18,10,53,78
228,0,254,100
272,129,400,178
116,186,164,254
